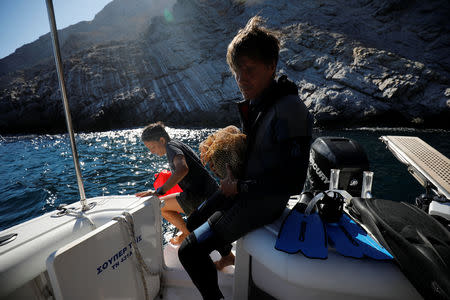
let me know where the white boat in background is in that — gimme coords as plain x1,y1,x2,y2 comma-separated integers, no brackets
1,1,449,299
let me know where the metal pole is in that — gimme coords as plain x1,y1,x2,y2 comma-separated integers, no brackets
45,0,89,211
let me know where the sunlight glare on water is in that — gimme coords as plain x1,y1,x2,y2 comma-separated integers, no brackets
0,127,216,238
0,127,448,236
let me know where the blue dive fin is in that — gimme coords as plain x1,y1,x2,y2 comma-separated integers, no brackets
326,213,393,260
275,209,328,259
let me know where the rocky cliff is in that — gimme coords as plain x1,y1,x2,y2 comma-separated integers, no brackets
0,0,175,76
0,0,449,133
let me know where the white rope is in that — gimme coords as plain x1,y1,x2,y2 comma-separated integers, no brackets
113,211,158,300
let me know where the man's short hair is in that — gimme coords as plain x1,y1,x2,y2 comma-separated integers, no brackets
227,16,280,73
141,122,170,142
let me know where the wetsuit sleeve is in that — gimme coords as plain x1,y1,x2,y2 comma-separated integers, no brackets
239,96,313,196
277,135,312,195
271,103,313,195
166,142,184,158
166,141,185,171
237,136,311,196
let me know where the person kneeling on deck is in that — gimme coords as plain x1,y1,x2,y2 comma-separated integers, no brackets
135,122,218,245
178,16,313,300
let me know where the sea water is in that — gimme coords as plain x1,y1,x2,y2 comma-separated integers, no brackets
0,127,449,235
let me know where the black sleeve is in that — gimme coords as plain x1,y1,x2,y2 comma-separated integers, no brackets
238,135,312,196
166,142,185,168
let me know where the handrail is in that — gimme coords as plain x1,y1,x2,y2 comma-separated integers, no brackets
45,0,88,211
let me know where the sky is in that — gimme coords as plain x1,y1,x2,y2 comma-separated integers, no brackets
0,0,113,59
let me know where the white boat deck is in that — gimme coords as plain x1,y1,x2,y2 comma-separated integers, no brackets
160,243,235,299
157,200,300,299
0,196,425,299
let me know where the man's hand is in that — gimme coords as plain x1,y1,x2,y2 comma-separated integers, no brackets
135,190,155,197
220,165,238,197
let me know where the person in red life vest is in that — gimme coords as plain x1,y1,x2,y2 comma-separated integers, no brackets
135,122,218,245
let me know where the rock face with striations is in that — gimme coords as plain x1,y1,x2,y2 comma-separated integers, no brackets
0,0,175,76
0,0,449,133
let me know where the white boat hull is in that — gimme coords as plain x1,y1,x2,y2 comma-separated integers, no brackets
1,196,424,300
233,202,423,300
0,195,162,299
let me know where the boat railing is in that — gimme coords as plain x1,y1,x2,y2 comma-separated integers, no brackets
45,0,88,210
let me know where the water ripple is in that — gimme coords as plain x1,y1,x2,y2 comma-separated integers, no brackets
1,127,448,232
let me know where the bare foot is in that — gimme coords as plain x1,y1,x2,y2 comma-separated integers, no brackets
214,252,235,270
170,232,188,245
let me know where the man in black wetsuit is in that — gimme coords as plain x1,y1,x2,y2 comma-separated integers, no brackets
178,16,313,299
136,122,218,245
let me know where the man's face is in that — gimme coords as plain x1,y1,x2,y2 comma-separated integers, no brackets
233,56,275,100
144,138,166,157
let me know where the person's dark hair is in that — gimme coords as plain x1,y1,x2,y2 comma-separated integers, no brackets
141,122,170,142
227,16,280,73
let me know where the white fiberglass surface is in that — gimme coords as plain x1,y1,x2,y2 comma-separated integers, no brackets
0,195,151,298
161,241,235,299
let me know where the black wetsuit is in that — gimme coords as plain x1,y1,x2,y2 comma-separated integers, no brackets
166,140,218,215
179,76,313,300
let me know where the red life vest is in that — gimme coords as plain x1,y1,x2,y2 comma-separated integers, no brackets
153,170,183,197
